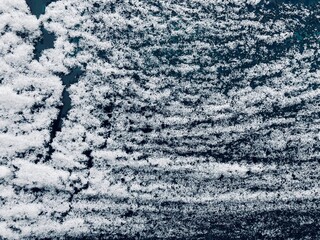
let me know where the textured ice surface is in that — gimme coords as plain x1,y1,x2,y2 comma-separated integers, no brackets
1,0,320,239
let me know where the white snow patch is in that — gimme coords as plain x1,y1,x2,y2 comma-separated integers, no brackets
12,160,70,190
0,166,11,179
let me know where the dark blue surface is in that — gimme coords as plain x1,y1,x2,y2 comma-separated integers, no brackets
25,0,56,18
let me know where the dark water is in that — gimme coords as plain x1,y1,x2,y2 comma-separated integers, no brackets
25,0,56,18
33,27,55,60
57,68,84,130
25,1,56,59
25,0,83,159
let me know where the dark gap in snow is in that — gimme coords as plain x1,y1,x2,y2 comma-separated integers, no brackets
26,0,85,162
25,0,57,19
83,150,94,169
60,67,84,88
25,0,57,60
46,68,84,162
57,67,84,129
33,26,56,61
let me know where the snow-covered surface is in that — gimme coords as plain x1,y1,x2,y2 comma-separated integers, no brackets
1,0,320,239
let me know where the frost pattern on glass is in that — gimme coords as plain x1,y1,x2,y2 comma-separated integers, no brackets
1,0,320,239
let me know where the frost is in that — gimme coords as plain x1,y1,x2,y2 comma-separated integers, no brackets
148,157,172,167
12,160,69,190
2,0,320,238
0,203,43,220
0,166,11,179
0,86,34,109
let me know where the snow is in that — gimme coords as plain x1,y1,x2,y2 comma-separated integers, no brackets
0,166,11,179
12,160,70,190
1,0,320,238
